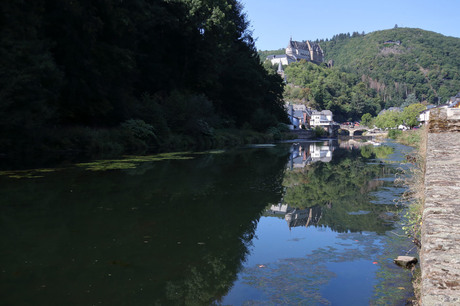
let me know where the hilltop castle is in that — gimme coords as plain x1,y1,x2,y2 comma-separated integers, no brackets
267,38,324,66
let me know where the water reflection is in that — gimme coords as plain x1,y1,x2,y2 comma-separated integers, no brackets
288,141,336,168
0,140,411,305
0,148,290,305
224,141,414,305
274,140,397,233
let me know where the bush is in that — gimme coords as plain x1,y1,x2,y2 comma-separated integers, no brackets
387,129,402,139
314,126,327,137
136,93,170,139
120,119,158,152
276,123,291,133
267,126,282,140
121,119,157,141
42,126,126,156
166,91,218,136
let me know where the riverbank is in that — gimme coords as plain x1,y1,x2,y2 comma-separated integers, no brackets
394,127,426,304
0,126,296,170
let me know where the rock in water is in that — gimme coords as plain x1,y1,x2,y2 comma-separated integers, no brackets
394,256,418,268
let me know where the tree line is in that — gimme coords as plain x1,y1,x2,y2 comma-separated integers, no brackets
0,0,287,162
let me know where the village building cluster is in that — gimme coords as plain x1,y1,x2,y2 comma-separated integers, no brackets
286,103,337,135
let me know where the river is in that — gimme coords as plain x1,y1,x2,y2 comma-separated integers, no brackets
0,139,417,305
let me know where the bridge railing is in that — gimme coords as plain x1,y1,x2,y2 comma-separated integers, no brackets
339,125,368,130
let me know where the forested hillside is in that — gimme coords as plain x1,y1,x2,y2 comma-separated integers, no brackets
263,28,460,121
319,28,460,106
283,62,381,122
0,0,287,162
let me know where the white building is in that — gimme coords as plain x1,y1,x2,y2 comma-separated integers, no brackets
419,93,460,124
266,54,292,66
310,110,333,127
310,142,333,163
270,203,292,214
418,105,448,124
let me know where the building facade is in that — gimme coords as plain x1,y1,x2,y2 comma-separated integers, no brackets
267,38,324,66
310,110,333,127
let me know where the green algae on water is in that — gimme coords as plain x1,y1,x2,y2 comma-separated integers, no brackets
76,152,196,171
0,168,59,179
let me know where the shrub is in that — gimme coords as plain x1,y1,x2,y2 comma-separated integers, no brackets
165,91,218,136
267,126,282,140
121,119,157,140
313,126,327,137
387,129,402,139
276,123,291,133
136,93,170,139
120,119,158,152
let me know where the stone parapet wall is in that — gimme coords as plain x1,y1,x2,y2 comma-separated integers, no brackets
421,131,460,305
428,108,460,133
289,129,315,139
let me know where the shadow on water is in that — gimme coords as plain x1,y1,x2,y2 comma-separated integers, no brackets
0,148,290,305
0,140,415,305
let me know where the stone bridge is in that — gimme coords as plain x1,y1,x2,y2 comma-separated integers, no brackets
339,125,369,136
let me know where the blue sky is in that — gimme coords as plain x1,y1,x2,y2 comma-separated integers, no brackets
239,0,460,51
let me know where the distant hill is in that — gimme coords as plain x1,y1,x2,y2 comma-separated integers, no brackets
262,28,460,106
319,28,460,105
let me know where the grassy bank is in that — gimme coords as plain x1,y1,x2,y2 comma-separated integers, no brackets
395,127,427,304
393,129,424,149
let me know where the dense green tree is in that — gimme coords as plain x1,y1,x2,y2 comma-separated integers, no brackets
0,0,63,152
361,113,373,126
401,103,426,127
401,93,418,108
0,0,287,158
374,110,403,129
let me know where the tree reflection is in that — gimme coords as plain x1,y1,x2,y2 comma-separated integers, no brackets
0,148,289,305
276,142,398,233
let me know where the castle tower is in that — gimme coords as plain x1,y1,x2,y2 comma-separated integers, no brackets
307,41,314,61
277,61,285,80
286,37,294,57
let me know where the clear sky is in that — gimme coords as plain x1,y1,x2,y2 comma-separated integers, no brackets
239,0,460,51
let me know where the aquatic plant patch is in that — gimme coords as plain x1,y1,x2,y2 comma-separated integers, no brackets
76,152,196,171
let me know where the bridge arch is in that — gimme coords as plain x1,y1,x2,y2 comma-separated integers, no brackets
339,125,368,137
352,129,367,136
338,129,351,136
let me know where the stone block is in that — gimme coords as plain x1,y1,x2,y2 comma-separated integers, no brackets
394,256,418,268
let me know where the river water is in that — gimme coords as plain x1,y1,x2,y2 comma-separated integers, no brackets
0,139,417,305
